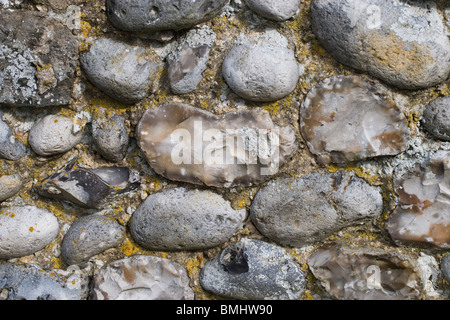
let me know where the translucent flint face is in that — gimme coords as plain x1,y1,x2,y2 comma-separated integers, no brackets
307,243,423,300
136,103,297,188
387,151,450,249
300,76,410,165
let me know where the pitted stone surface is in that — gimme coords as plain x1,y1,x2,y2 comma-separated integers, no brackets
91,255,194,300
106,0,230,33
200,238,307,300
300,76,410,165
310,0,450,89
61,215,125,266
422,96,450,141
129,188,247,250
0,11,78,107
250,170,383,246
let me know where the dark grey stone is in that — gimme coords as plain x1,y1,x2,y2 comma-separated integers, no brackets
129,188,247,251
0,118,26,160
106,0,230,33
200,238,307,300
80,39,162,104
441,255,450,282
61,215,125,266
92,111,129,162
422,95,450,141
250,171,383,246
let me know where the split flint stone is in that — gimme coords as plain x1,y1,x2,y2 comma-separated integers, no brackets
200,238,307,300
0,263,89,300
250,170,384,246
80,39,163,104
168,26,216,94
106,0,230,33
129,187,247,251
310,0,450,89
91,255,194,300
0,206,59,260
441,254,450,283
0,11,78,107
35,159,140,209
61,215,125,266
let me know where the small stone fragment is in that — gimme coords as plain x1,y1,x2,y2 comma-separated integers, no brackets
0,174,22,202
0,206,59,259
129,188,247,251
0,11,78,107
245,0,300,21
250,170,383,246
80,39,163,104
106,0,230,33
310,0,450,89
91,255,194,300
386,150,450,249
422,96,450,141
137,103,297,188
61,215,125,266
28,114,84,157
441,255,450,283
308,243,425,300
300,76,410,165
168,26,216,94
200,238,307,300
0,263,89,300
92,110,129,162
35,159,140,209
222,30,301,102
0,117,27,160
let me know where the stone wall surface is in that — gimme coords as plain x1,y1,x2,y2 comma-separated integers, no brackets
0,0,450,300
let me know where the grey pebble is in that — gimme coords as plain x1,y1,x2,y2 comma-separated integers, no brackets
0,11,78,107
61,215,125,266
80,39,162,104
245,0,300,21
91,255,194,300
129,188,247,251
0,174,22,202
0,118,26,160
422,95,450,141
92,111,129,162
168,26,216,94
441,255,450,283
0,206,59,260
199,238,307,300
250,171,383,246
310,0,450,89
106,0,230,33
222,30,301,102
28,114,83,157
0,263,90,300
